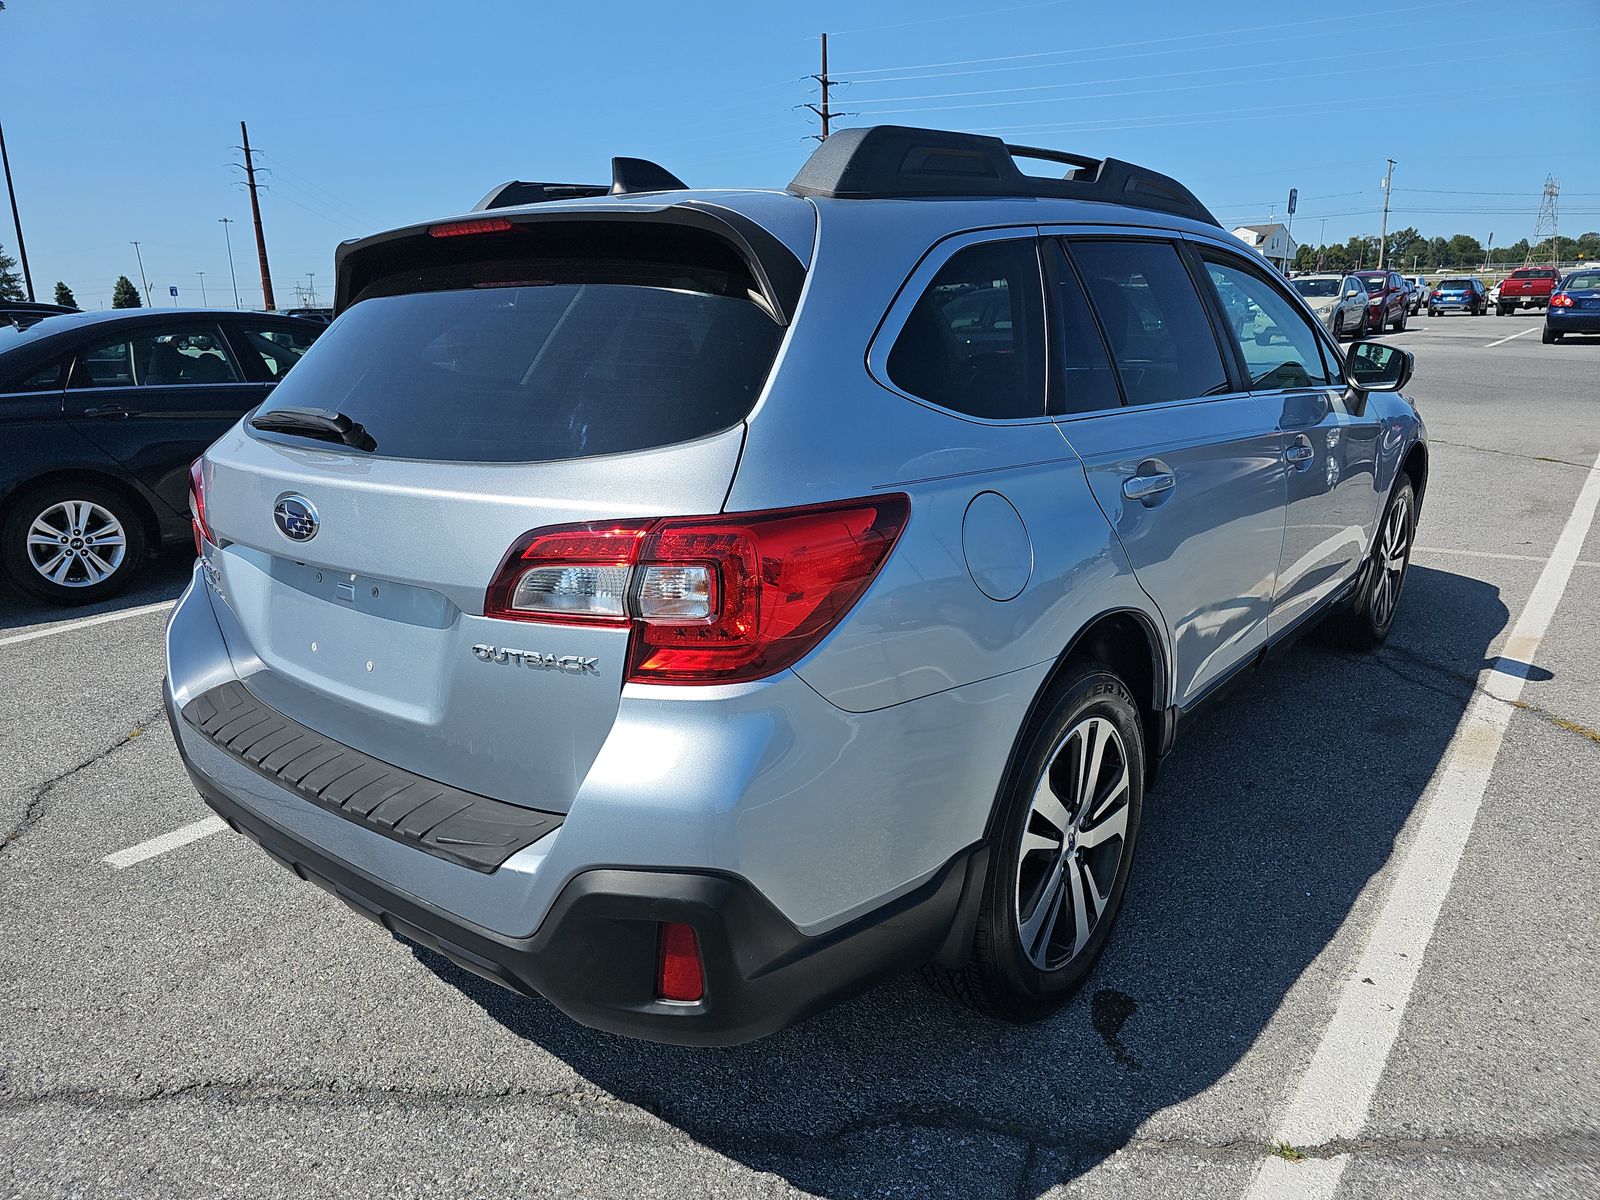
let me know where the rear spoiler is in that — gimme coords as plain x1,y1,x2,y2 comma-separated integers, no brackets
332,201,805,324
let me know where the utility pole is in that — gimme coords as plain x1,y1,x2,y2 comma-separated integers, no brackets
1377,158,1396,269
239,121,276,310
197,271,207,307
130,241,151,306
0,113,36,301
805,33,835,141
218,217,241,308
1484,232,1493,274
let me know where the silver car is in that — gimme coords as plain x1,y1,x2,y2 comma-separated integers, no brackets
166,126,1429,1045
1290,273,1371,338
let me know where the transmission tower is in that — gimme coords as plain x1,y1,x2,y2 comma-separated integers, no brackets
1529,175,1559,265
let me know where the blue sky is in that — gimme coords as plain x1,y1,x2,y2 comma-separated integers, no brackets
2,0,1596,309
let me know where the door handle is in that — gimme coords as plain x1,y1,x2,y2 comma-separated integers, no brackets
81,405,131,419
1284,438,1315,471
1122,471,1176,503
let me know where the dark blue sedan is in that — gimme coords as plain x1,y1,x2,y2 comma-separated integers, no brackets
1544,270,1600,343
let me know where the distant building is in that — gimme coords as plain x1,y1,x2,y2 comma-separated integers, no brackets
1231,223,1298,272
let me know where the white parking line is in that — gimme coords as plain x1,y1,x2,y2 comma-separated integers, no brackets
1244,444,1600,1200
104,816,228,870
0,600,175,649
1412,545,1600,568
1483,326,1540,348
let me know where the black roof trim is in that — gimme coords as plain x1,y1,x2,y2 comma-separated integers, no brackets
786,125,1220,227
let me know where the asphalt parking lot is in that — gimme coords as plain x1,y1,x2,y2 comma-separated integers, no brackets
2,316,1596,1199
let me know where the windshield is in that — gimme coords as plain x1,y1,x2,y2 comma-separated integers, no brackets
1562,273,1600,290
1359,276,1387,294
253,282,784,463
1292,279,1340,298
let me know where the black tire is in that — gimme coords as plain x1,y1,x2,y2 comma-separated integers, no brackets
1393,306,1408,332
1428,307,1439,318
1324,474,1416,651
1,480,148,605
1333,313,1345,340
923,661,1145,1022
1542,327,1560,344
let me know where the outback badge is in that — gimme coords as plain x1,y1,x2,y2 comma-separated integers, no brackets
472,644,599,676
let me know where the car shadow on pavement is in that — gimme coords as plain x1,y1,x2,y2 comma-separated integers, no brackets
411,563,1507,1198
0,547,193,634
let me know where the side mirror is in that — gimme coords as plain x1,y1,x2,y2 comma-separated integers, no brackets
1343,340,1414,393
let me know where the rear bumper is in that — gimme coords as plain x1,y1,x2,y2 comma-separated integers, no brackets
171,684,980,1045
1500,295,1548,308
1546,308,1600,333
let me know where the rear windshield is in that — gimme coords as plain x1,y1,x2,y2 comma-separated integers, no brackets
1292,278,1340,298
1564,273,1600,290
1438,279,1472,288
252,230,785,463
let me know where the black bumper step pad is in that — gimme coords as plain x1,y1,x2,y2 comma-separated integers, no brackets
181,681,561,872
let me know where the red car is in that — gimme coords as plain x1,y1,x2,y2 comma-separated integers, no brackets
1351,270,1411,333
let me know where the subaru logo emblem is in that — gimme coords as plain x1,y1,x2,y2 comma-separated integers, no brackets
273,495,319,542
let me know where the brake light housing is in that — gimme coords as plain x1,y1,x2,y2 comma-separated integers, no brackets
1550,293,1574,307
428,216,515,238
188,458,212,555
484,495,911,685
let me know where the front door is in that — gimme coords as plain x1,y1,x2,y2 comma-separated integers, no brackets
1050,236,1287,707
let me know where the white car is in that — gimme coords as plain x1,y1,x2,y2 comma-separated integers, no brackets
1291,274,1370,339
1405,276,1429,314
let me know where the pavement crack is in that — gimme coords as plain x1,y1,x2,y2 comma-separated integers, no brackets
0,706,165,855
1424,437,1593,471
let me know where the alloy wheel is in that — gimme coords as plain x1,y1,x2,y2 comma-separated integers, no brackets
1371,494,1412,630
25,500,128,588
1014,715,1132,971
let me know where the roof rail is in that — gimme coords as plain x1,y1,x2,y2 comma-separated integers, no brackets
786,125,1220,227
474,156,689,212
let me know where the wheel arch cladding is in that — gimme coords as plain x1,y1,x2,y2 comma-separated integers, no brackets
984,607,1167,844
1,467,163,551
1402,441,1429,507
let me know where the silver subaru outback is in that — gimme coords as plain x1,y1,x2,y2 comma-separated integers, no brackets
165,126,1427,1045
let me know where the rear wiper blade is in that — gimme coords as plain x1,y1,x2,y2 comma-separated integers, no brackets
249,406,377,452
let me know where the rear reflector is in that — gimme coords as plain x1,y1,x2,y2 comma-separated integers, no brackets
657,922,704,1002
428,216,515,238
483,496,911,684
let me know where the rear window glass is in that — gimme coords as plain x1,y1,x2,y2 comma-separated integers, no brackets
252,239,784,463
1563,273,1600,290
1438,279,1472,288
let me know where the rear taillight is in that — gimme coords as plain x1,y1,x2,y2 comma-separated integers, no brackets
484,495,911,684
1550,293,1574,307
656,923,704,1002
188,458,212,555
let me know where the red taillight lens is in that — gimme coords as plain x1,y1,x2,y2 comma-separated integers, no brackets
188,458,212,555
485,521,653,626
627,497,909,683
428,216,514,238
1550,293,1574,307
483,496,911,684
656,922,704,1002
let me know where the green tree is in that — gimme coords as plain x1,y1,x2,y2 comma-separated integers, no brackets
1386,227,1422,269
1576,232,1600,259
53,281,78,309
0,241,23,301
111,274,142,308
1447,234,1484,265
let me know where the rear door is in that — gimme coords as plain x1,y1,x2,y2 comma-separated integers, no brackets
1193,246,1382,637
199,216,801,814
63,321,271,515
1048,234,1287,707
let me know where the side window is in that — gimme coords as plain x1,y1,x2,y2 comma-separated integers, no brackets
1201,257,1334,389
72,327,243,388
4,358,69,393
232,323,320,381
1047,242,1122,415
1068,239,1230,406
887,239,1046,420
